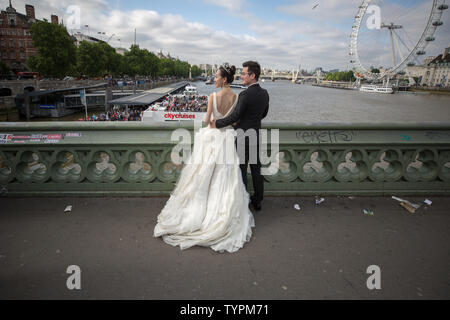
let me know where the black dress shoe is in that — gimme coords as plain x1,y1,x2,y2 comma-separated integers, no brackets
251,199,262,211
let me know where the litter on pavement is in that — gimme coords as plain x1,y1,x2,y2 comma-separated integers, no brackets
315,197,325,205
392,196,422,213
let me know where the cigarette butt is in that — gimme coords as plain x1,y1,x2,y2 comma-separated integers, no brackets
400,201,415,213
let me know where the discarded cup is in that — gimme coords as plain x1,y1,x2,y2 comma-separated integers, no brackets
315,198,325,205
294,204,301,211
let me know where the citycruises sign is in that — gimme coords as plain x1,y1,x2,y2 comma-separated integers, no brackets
163,112,200,120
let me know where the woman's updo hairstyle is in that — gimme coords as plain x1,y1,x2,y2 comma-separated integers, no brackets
219,63,236,84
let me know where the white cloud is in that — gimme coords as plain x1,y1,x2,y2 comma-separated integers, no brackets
276,0,450,69
3,0,449,71
353,0,450,69
203,0,244,11
277,0,359,23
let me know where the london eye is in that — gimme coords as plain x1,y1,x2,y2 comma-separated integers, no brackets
349,0,448,83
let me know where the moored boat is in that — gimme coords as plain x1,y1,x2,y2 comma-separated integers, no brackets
359,84,394,94
183,85,199,96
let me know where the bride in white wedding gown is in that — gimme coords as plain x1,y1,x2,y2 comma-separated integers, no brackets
153,65,255,253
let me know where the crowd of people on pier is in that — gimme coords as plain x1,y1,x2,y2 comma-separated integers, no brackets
80,109,144,122
79,93,208,121
157,94,208,112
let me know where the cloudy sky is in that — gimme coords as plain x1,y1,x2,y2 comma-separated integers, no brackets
2,0,450,71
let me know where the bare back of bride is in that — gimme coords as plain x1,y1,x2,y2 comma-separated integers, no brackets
153,64,255,253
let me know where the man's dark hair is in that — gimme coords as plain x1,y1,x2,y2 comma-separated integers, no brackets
242,61,261,81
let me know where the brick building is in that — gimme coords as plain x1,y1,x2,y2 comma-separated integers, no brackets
0,1,59,73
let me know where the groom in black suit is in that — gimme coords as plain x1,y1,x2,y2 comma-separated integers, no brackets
211,61,270,211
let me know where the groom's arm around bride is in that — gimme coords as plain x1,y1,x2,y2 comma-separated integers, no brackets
211,72,269,130
211,61,269,210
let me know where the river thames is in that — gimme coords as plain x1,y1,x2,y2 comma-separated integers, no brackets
196,80,450,124
26,80,450,123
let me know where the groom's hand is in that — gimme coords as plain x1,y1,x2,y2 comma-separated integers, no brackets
210,119,217,128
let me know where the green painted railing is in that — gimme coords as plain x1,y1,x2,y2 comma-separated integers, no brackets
1,121,449,196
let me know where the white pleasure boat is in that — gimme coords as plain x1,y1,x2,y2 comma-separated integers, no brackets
359,84,394,94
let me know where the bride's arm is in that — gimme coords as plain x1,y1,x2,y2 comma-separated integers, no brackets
205,93,213,126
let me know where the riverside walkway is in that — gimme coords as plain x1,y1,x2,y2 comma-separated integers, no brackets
0,195,449,299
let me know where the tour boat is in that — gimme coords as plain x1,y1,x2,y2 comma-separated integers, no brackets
183,85,199,96
359,85,394,94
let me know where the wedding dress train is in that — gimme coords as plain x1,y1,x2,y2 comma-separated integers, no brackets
154,92,255,253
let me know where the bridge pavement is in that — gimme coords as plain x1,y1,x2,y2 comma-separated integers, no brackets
0,195,449,300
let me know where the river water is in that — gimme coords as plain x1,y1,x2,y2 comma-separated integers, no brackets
26,80,450,123
195,80,450,124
